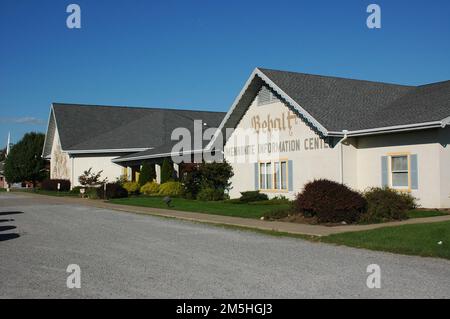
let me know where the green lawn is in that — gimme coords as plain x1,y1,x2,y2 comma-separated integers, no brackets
406,209,449,219
109,196,289,219
321,221,450,260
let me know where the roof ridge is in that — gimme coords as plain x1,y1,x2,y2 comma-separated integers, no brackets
257,67,416,88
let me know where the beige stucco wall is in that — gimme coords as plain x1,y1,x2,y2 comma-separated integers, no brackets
224,99,343,199
49,130,125,188
224,96,449,208
355,130,442,208
71,155,124,187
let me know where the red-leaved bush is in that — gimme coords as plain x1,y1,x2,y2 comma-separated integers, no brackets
294,179,367,223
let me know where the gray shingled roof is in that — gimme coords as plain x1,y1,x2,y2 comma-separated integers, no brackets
258,68,450,132
259,69,450,131
44,103,225,157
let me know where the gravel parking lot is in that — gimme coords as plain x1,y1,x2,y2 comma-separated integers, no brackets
1,193,449,298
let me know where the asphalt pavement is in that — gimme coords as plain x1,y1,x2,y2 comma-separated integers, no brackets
1,193,449,298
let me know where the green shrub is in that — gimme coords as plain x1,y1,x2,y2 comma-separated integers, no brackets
96,183,128,199
197,187,226,201
160,158,174,184
248,196,291,205
86,187,99,199
123,181,140,195
181,161,234,200
263,207,293,220
140,182,160,195
294,179,367,224
139,162,156,186
239,191,269,203
158,181,184,197
181,164,202,199
70,186,83,194
361,187,416,223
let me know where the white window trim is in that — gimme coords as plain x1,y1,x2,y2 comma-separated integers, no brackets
389,154,411,191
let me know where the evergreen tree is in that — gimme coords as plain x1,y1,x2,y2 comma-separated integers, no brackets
160,158,174,183
138,162,156,185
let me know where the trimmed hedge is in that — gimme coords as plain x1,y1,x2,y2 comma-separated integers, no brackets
41,179,71,191
295,179,367,223
239,191,268,203
361,187,416,223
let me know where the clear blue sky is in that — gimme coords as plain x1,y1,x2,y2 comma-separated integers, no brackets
1,0,449,146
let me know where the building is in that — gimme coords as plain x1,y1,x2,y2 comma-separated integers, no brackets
43,68,450,208
219,68,450,208
42,103,225,186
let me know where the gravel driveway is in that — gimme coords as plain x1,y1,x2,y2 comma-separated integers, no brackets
1,193,449,298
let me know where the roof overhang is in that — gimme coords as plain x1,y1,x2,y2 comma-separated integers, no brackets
67,148,152,155
112,149,207,163
343,120,445,137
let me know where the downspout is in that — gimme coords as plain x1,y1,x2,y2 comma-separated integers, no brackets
340,130,349,184
71,156,74,190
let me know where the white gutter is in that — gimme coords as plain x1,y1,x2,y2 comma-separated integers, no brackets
67,148,152,155
112,149,206,163
340,130,349,184
41,104,56,158
345,121,443,137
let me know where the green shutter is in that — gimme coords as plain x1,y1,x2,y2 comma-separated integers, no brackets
254,163,259,190
410,154,418,190
381,156,388,188
288,160,293,191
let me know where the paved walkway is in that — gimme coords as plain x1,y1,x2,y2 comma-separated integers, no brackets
10,192,450,236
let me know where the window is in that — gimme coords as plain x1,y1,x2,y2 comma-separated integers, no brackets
259,162,266,190
259,160,288,191
280,161,287,190
391,155,408,188
274,162,280,189
266,162,272,189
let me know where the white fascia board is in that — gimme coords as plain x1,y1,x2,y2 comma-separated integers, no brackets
112,149,205,163
41,104,56,158
67,148,153,155
346,121,443,137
